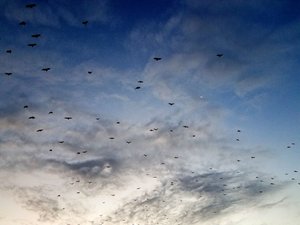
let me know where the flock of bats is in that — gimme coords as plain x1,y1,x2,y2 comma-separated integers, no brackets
1,2,299,225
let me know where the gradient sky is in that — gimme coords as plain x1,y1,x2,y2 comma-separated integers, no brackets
0,0,300,225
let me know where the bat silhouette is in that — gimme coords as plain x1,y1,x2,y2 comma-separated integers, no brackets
26,3,37,8
31,34,41,38
28,43,37,47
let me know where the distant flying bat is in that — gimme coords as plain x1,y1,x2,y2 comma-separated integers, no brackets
36,129,43,132
183,125,189,128
251,156,255,159
19,21,26,26
216,54,223,57
6,49,12,53
135,86,141,89
31,34,41,38
82,20,88,25
109,137,115,139
96,117,100,120
42,68,50,72
144,154,148,157
291,143,295,145
49,149,52,151
24,105,28,108
88,71,92,74
168,103,174,106
82,150,87,153
28,116,35,119
28,43,37,47
169,129,173,132
77,152,80,154
287,146,291,148
237,129,241,132
25,3,37,8
116,121,120,124
58,141,64,143
174,156,179,159
64,117,72,120
4,72,12,76
153,57,162,61
48,111,53,114
138,80,143,83
126,141,131,144
236,138,240,141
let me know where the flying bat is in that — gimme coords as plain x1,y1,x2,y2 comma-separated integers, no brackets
31,34,41,38
26,3,37,8
153,57,162,61
42,68,50,72
28,43,37,47
19,21,26,26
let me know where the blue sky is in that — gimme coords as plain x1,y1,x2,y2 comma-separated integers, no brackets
0,0,300,225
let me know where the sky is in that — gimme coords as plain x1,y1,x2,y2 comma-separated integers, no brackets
0,0,300,225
